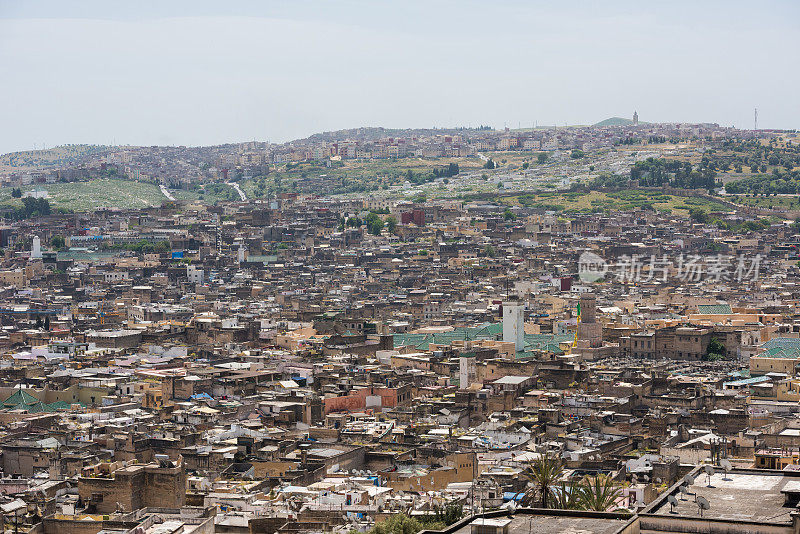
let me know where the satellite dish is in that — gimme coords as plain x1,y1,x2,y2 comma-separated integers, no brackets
720,459,732,480
679,486,688,500
697,495,710,517
506,500,516,517
684,474,695,486
704,465,715,487
668,494,679,513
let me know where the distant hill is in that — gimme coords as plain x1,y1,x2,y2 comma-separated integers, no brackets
0,144,109,172
304,126,494,144
593,117,635,127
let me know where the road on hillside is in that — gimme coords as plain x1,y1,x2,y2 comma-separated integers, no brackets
159,184,176,201
227,182,247,201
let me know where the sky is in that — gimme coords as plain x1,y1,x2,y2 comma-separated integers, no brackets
0,0,798,154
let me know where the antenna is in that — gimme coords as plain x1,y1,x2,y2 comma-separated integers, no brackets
696,495,710,517
667,494,678,513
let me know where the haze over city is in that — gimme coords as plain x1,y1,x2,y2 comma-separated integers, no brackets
1,0,799,153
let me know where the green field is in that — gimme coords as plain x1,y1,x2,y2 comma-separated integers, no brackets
241,156,486,198
0,179,247,212
3,178,166,211
726,194,800,210
507,189,731,216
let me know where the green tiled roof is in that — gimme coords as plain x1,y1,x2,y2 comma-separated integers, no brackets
762,338,800,350
697,304,732,315
759,338,800,359
2,390,77,413
394,326,573,355
394,323,503,349
3,389,41,408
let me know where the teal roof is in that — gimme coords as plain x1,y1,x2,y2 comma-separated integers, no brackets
697,304,732,315
3,389,41,408
2,390,76,413
723,376,771,387
44,401,73,411
762,338,800,350
757,339,800,359
394,322,503,349
393,326,573,355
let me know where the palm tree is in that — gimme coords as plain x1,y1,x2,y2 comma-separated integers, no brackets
550,481,581,510
576,475,621,511
522,453,564,508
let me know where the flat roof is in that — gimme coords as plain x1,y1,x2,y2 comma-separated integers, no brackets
450,514,628,534
648,470,797,524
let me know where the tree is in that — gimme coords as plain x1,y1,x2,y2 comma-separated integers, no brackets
689,208,708,224
364,514,431,534
575,475,621,511
386,216,398,234
11,188,22,198
43,315,50,331
51,235,66,250
431,501,464,525
551,482,581,510
485,159,495,170
571,149,585,159
503,208,516,221
522,162,529,170
522,454,564,508
704,337,726,361
364,213,384,236
17,197,51,219
537,152,549,164
484,245,497,258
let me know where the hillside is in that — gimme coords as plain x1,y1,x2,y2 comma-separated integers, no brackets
593,117,635,127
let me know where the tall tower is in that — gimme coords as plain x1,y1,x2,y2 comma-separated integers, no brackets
754,108,758,131
576,293,602,348
502,301,524,353
31,236,42,259
459,355,477,390
632,111,639,126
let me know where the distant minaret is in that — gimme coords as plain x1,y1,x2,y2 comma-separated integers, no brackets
31,236,42,259
754,108,758,131
633,111,639,126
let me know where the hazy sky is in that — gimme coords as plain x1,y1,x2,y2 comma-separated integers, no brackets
1,0,798,153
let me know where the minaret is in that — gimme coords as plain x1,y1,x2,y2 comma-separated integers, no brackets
577,293,602,348
633,111,639,126
503,300,525,353
31,236,42,259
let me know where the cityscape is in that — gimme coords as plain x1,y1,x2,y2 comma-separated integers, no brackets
1,2,800,534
